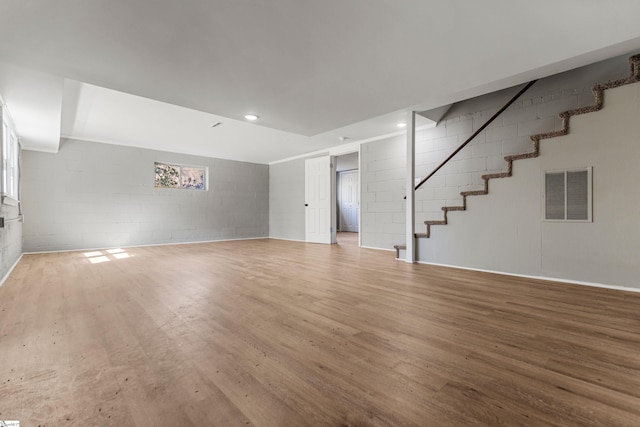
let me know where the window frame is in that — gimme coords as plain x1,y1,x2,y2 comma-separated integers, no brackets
542,166,592,223
1,103,20,204
154,162,208,191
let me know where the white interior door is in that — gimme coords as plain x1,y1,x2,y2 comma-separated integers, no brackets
338,170,359,232
305,156,336,244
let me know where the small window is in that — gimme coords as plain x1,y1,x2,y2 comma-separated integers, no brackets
155,162,207,190
543,167,592,222
1,104,20,202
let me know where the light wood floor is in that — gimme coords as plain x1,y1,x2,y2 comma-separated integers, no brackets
1,236,640,426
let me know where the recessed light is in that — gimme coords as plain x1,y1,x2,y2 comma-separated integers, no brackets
396,122,407,128
244,114,259,121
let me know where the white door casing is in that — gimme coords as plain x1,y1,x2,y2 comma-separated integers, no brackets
305,156,336,244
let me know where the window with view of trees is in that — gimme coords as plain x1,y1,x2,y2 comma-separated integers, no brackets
155,162,207,190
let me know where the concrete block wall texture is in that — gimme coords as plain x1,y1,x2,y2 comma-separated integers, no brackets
360,135,405,249
0,202,21,283
21,139,269,252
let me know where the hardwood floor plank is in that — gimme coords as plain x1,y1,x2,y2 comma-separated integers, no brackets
1,237,640,426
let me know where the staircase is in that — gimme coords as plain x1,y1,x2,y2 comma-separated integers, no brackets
395,53,640,259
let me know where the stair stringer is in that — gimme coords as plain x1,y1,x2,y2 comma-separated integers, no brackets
420,53,640,240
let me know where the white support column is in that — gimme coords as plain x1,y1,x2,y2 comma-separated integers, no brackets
405,111,416,263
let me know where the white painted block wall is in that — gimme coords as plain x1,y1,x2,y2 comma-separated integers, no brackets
419,81,640,289
360,136,406,249
21,139,269,252
414,55,631,231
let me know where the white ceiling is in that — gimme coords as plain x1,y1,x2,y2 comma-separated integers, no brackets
1,1,640,163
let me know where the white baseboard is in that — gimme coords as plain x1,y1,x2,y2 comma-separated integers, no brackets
359,245,395,252
268,237,307,243
415,260,640,294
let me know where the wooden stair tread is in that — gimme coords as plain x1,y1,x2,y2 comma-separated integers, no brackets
461,190,487,196
504,151,538,162
482,172,511,180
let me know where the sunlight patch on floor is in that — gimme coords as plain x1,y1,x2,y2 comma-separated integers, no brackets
84,248,133,264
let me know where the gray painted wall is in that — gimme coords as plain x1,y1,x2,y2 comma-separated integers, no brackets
413,54,633,231
269,157,306,241
360,135,405,249
0,202,21,283
22,139,268,252
418,80,640,289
